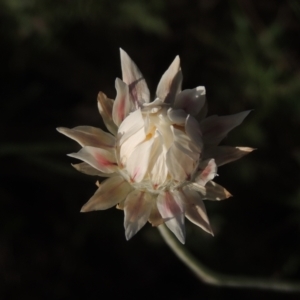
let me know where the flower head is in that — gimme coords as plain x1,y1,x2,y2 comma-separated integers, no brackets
57,49,253,244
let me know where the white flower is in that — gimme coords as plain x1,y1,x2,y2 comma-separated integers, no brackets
57,49,253,244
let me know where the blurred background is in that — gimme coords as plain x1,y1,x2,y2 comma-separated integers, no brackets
1,0,300,299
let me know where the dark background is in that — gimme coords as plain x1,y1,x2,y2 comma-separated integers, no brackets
1,0,300,299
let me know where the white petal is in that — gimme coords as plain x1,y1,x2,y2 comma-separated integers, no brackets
97,92,118,136
203,146,255,166
126,137,154,183
72,162,113,177
167,108,187,125
148,131,168,188
196,99,208,121
56,126,115,149
117,109,146,166
164,213,186,244
81,175,132,212
195,159,217,186
113,78,135,126
172,126,200,161
120,48,150,106
156,56,182,103
183,188,213,235
119,127,146,167
185,115,203,150
188,183,206,194
118,108,145,145
200,110,251,146
142,98,164,112
124,191,152,240
166,143,196,182
157,190,186,244
68,146,117,174
174,86,206,116
157,190,184,219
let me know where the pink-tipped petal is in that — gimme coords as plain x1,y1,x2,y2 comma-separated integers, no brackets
195,159,218,186
174,86,206,116
203,146,255,166
72,162,113,177
113,78,135,126
81,175,132,212
120,48,150,106
56,126,115,149
97,92,118,136
200,110,251,146
157,190,185,219
68,146,117,174
156,56,182,103
183,188,213,235
157,190,186,243
124,190,152,240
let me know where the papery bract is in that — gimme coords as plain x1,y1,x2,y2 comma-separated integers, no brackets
57,49,253,243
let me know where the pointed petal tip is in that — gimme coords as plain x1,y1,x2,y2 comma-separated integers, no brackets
56,127,69,135
174,55,180,63
80,205,89,213
80,197,98,212
242,109,252,118
119,48,131,63
80,201,99,213
175,232,185,244
208,224,214,236
240,147,257,152
125,232,133,241
125,227,138,241
71,163,78,169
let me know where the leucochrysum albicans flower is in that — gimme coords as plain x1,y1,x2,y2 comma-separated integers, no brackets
57,49,253,244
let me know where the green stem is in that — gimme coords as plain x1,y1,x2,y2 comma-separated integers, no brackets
158,224,300,292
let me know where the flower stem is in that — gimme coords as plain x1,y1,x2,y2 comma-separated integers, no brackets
158,224,300,292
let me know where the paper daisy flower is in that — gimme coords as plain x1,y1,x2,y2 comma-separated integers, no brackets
57,49,253,244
